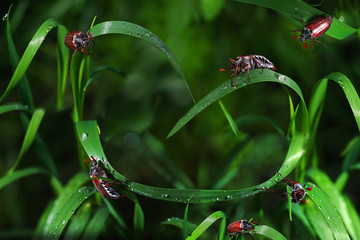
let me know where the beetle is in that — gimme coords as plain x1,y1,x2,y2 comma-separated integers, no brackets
291,15,333,51
257,172,312,203
220,55,277,89
84,156,124,199
227,218,258,236
64,29,95,64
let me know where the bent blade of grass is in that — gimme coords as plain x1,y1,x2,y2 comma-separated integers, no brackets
158,218,196,234
255,225,287,240
90,21,195,103
133,201,145,240
304,182,350,240
234,0,357,40
0,102,31,114
7,109,45,174
186,211,226,240
40,173,95,240
167,70,303,138
77,102,307,202
0,167,45,190
1,18,61,102
305,199,334,240
307,168,358,240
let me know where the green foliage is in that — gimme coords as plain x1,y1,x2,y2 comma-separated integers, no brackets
1,0,360,239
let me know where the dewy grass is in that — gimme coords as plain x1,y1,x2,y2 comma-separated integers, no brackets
1,1,360,239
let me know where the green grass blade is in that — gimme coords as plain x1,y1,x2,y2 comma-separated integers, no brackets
76,117,307,203
56,25,69,110
218,100,240,136
234,0,357,40
305,182,350,240
156,218,197,238
186,211,226,240
133,201,145,240
103,198,127,231
8,109,45,174
307,168,358,239
0,167,45,189
84,65,126,91
292,204,316,239
343,196,360,239
255,225,287,240
39,173,95,239
305,199,334,240
90,21,195,103
0,102,31,114
167,70,303,138
81,207,109,240
64,203,91,240
1,18,61,102
183,195,194,240
6,5,34,110
341,136,360,171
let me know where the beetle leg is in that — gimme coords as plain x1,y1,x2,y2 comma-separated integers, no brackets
67,49,79,65
314,39,327,47
246,65,250,84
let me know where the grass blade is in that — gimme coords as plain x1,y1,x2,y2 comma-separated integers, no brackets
56,25,69,109
255,225,287,240
305,182,350,240
81,207,109,240
1,18,61,102
64,203,91,240
186,211,226,240
38,173,95,240
90,21,195,103
167,70,303,138
7,109,45,174
218,100,240,136
0,167,45,189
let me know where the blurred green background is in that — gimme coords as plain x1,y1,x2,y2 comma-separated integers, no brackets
0,0,359,238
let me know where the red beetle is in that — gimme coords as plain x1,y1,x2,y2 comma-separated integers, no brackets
258,172,312,203
292,15,333,50
84,156,124,199
64,30,95,64
227,218,258,236
220,55,277,89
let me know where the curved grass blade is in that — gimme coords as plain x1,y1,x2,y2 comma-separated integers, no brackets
133,201,145,240
81,207,109,240
186,211,226,240
305,199,334,240
64,203,91,240
255,225,287,240
167,70,303,138
291,204,316,239
304,182,350,240
183,195,194,240
307,168,358,240
234,0,357,40
77,109,307,203
90,21,195,103
6,5,34,111
0,167,45,190
0,102,31,114
103,198,127,232
155,218,197,238
1,18,61,102
7,109,45,174
39,173,95,240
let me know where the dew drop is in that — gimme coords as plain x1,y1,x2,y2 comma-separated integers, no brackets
81,133,88,141
136,33,142,37
342,86,346,89
339,16,344,22
2,13,8,21
62,220,66,224
216,198,220,201
318,206,322,209
278,75,286,82
327,216,331,220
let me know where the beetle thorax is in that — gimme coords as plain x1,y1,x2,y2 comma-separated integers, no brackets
73,32,90,49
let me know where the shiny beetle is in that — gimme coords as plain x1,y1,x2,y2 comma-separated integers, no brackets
292,15,333,50
64,30,95,64
84,156,124,199
227,218,258,236
220,55,277,88
258,172,312,203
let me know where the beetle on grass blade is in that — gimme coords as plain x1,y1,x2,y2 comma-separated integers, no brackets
291,15,333,52
227,218,258,236
64,29,95,64
257,172,312,203
220,55,277,89
84,156,125,199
